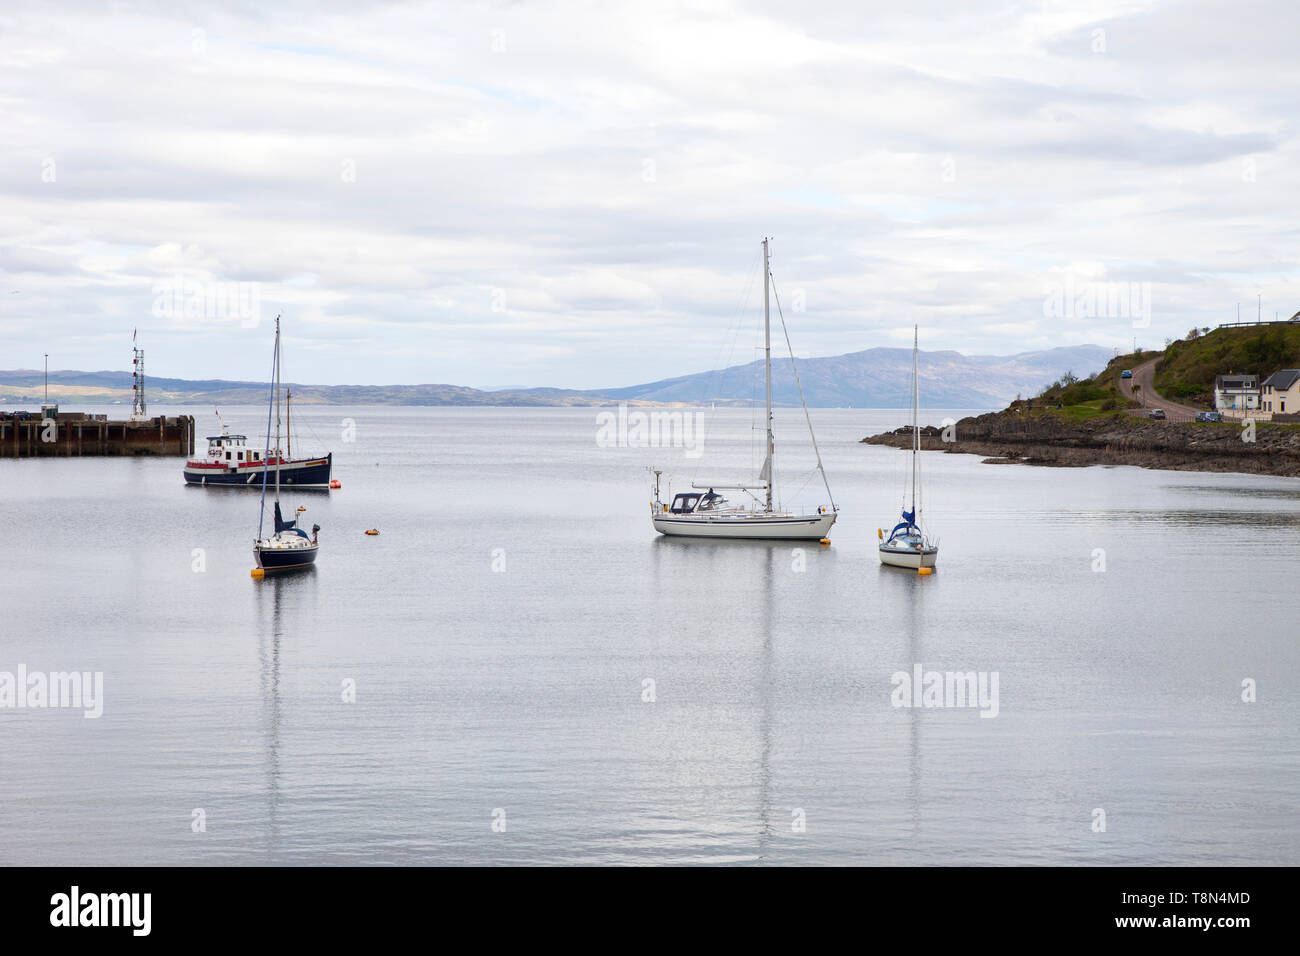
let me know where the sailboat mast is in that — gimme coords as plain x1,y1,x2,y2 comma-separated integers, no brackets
257,319,278,542
911,324,919,516
763,237,773,513
275,317,282,503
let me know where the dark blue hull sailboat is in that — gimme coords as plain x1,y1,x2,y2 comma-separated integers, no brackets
255,501,319,570
253,317,321,574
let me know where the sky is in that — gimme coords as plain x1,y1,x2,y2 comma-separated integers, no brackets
2,0,1298,388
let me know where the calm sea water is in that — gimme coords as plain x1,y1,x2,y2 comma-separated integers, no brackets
1,405,1297,865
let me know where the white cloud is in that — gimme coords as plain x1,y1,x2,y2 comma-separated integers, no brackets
1,0,1297,387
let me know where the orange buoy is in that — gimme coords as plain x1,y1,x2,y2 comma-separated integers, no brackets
329,479,341,489
364,529,379,536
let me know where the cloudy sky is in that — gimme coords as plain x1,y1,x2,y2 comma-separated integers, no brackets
3,0,1297,387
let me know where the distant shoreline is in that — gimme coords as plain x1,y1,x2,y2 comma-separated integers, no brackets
0,342,1111,409
863,412,1300,478
2,393,990,412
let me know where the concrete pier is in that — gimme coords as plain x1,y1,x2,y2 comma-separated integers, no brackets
0,413,194,458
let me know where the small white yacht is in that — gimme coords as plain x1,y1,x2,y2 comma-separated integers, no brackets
879,326,938,570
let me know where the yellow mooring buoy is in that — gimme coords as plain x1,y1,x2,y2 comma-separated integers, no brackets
918,567,933,576
250,568,265,579
819,538,831,546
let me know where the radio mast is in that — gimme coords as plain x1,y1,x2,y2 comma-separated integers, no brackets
131,329,148,422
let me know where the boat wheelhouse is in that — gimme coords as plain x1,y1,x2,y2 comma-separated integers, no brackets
203,430,260,465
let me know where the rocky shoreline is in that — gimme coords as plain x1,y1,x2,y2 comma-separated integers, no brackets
862,412,1300,477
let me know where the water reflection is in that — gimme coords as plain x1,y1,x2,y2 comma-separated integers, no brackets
253,569,317,855
755,544,774,860
1173,484,1300,502
905,579,921,836
877,565,930,835
1031,508,1300,529
649,536,780,863
1110,509,1300,529
650,535,800,556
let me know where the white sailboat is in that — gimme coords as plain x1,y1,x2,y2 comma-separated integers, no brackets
651,238,837,541
879,326,937,570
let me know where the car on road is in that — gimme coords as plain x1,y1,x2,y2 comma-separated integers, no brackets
1121,369,1133,379
1148,408,1166,420
1196,411,1223,423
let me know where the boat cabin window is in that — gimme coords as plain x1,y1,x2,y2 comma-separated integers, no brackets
697,490,726,511
670,493,702,514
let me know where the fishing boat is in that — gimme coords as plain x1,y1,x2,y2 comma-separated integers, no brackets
879,326,938,570
184,398,332,488
651,238,837,540
253,317,319,572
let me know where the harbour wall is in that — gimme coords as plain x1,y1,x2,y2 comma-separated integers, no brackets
0,413,195,458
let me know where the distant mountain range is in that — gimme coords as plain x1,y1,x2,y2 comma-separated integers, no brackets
594,345,1113,407
0,344,1112,409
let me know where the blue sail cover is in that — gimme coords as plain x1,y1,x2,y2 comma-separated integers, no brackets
274,501,297,533
888,508,919,541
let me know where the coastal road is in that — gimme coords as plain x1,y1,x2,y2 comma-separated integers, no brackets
1118,358,1200,422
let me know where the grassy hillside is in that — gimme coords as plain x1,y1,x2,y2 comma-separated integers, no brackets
1003,350,1151,421
995,323,1300,421
1154,324,1300,404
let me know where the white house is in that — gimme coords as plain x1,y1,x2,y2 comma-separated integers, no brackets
1214,374,1260,411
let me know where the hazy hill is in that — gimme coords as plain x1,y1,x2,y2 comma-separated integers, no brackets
598,345,1113,407
0,344,1112,408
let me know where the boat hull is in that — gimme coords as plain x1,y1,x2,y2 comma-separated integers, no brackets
254,542,319,571
653,511,835,540
878,545,938,569
185,454,332,489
